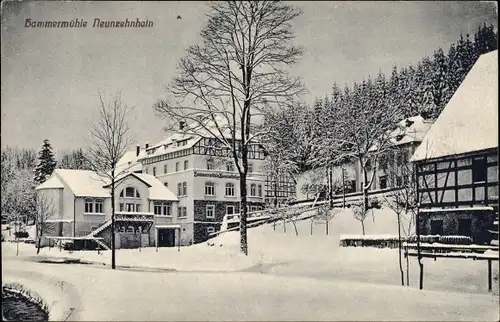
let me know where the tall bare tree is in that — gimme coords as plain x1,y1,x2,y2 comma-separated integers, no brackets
33,193,55,254
86,92,133,269
154,1,305,255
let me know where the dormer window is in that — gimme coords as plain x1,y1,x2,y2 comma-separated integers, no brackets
120,186,140,198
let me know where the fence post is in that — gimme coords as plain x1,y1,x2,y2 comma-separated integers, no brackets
487,259,492,292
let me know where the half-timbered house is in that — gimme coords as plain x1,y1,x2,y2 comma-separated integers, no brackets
410,50,498,245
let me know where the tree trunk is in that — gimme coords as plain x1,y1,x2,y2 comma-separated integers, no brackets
397,213,404,286
361,220,365,235
342,167,346,208
416,211,423,290
326,216,329,235
310,219,313,235
111,173,116,269
292,217,299,236
328,167,333,209
273,177,278,231
406,243,410,286
239,173,248,256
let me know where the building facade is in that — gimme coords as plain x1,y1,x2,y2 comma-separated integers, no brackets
138,134,276,244
35,169,179,249
295,115,433,200
411,50,498,245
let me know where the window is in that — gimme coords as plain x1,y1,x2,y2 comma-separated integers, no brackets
250,184,256,196
226,162,234,172
153,167,156,176
184,160,189,170
458,219,472,237
121,187,140,198
226,205,235,215
154,202,171,216
258,184,262,197
250,206,258,212
84,198,94,213
207,226,215,234
396,176,402,187
472,157,487,183
164,164,168,174
206,204,215,219
177,206,187,218
127,226,135,233
207,160,214,170
379,176,387,189
205,182,215,196
175,162,180,172
430,219,443,235
182,182,187,196
177,183,182,196
154,203,162,215
225,183,235,196
94,198,104,213
248,163,253,173
119,203,124,212
125,203,139,212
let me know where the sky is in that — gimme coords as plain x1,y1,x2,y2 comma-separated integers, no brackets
1,1,497,153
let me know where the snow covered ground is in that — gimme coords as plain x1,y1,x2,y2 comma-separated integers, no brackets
2,206,499,321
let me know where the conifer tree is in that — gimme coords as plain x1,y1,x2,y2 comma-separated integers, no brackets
33,139,57,184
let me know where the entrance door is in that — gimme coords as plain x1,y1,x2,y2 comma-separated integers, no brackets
158,229,176,247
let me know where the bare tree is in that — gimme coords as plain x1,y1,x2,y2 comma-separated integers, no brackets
352,203,368,235
86,91,133,269
317,204,340,235
33,193,55,254
153,1,305,255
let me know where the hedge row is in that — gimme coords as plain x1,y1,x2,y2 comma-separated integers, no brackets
340,235,473,248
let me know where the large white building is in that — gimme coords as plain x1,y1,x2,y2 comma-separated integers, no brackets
35,169,179,249
136,132,276,244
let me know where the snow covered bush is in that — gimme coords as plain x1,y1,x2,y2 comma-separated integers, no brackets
2,282,50,319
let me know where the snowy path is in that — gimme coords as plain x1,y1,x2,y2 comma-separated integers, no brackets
3,257,499,321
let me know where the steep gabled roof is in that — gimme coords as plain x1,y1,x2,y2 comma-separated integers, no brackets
35,176,64,190
411,50,498,162
54,169,110,197
46,169,178,201
389,115,433,146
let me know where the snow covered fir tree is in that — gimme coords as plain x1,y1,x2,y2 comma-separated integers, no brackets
33,139,57,185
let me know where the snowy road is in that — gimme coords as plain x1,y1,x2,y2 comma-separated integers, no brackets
3,257,499,321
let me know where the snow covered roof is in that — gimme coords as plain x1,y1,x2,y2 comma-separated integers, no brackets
139,135,201,160
115,149,145,174
389,115,433,146
54,169,110,197
131,173,178,201
368,115,433,152
411,50,498,162
35,176,64,190
49,169,178,201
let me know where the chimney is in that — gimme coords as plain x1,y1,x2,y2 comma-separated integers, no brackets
136,144,140,156
145,142,149,150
